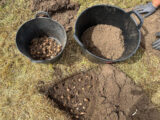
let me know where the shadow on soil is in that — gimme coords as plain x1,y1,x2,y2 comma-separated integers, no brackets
127,93,160,120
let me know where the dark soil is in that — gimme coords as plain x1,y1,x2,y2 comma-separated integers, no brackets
81,25,125,60
141,9,160,58
32,0,80,32
30,36,62,60
48,69,97,120
48,64,160,120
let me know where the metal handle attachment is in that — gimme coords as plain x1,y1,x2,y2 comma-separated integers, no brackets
35,11,50,19
128,10,144,29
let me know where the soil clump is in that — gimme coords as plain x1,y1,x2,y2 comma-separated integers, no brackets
141,10,160,57
32,0,80,32
81,25,125,60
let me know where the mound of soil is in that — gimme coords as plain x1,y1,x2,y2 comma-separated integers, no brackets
48,65,160,120
48,70,97,120
32,0,80,32
141,9,160,57
32,0,75,12
30,36,62,60
81,25,125,60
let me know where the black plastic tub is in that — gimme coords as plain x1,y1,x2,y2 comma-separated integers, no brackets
16,12,67,63
74,5,143,63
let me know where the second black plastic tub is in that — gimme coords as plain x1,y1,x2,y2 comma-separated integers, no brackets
74,5,143,63
16,12,67,63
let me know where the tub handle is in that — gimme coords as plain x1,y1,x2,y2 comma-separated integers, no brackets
128,10,144,29
35,11,50,19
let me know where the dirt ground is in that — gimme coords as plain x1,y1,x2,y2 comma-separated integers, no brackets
32,0,80,32
141,9,160,58
48,65,160,120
